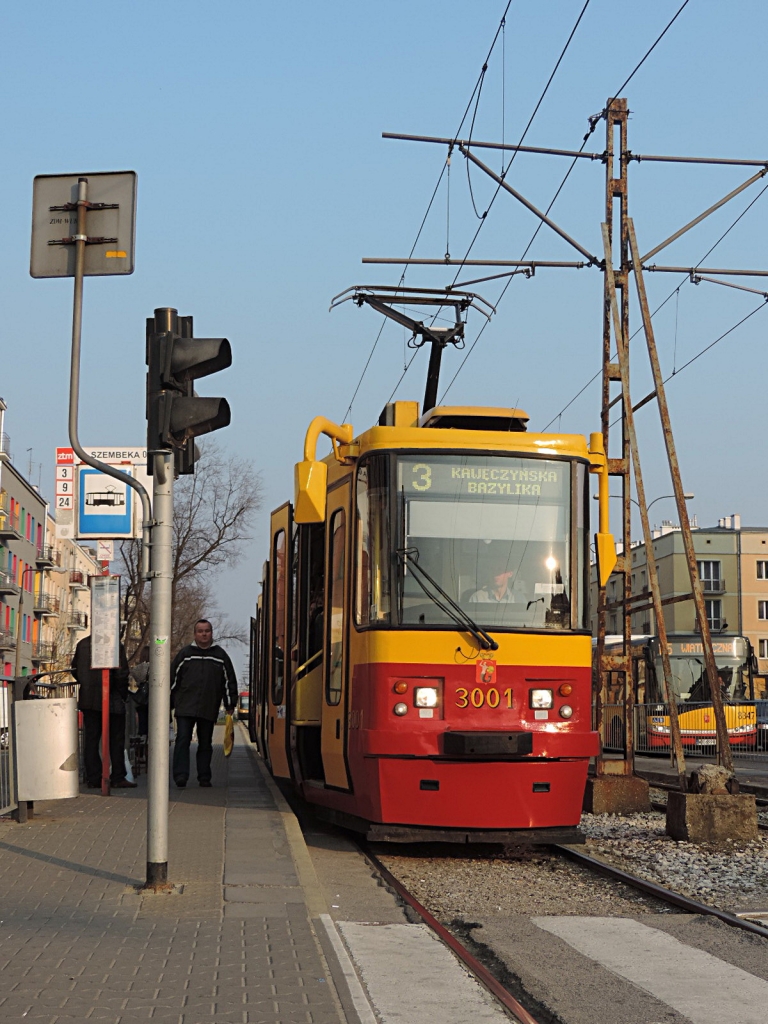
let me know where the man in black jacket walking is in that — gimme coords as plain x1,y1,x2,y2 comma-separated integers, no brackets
72,634,136,789
170,619,237,788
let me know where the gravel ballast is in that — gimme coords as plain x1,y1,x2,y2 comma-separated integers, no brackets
376,809,768,922
581,808,768,911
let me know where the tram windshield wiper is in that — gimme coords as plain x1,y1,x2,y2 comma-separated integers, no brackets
396,547,498,652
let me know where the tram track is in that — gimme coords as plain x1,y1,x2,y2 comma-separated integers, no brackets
360,842,547,1024
356,828,768,1024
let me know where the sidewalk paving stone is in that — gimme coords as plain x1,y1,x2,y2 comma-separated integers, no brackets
0,731,347,1023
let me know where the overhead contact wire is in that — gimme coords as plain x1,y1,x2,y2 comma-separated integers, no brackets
440,0,693,402
540,177,768,430
344,0,514,418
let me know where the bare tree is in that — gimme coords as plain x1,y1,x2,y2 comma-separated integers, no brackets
119,442,262,660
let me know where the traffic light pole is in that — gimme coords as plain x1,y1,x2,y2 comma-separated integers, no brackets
145,448,174,888
143,306,231,888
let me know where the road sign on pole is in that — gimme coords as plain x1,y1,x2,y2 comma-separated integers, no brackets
30,172,137,278
78,465,134,538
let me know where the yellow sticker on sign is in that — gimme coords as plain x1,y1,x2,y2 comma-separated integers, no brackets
105,251,127,258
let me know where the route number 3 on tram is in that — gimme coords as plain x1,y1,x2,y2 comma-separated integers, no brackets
455,687,513,709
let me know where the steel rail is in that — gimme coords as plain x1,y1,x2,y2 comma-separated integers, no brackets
361,844,544,1024
555,845,768,939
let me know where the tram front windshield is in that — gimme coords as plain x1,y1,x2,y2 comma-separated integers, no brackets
651,641,749,703
356,453,588,632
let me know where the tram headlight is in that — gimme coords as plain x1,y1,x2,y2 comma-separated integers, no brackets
414,687,439,708
559,705,574,719
529,689,554,709
393,702,408,716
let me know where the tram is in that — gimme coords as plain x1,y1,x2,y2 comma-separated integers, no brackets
599,634,758,753
250,400,617,841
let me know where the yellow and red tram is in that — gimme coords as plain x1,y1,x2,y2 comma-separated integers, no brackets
250,401,615,841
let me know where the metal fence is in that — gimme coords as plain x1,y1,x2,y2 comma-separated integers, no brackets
601,701,768,760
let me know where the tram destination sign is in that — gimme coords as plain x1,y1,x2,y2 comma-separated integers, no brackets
399,457,566,499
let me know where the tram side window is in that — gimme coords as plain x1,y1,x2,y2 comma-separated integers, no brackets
299,523,325,666
290,528,299,650
272,530,286,706
356,456,391,626
326,510,345,706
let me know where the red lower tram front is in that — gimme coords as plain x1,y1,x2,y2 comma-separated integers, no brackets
304,660,599,833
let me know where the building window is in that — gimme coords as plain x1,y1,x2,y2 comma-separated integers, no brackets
759,601,768,620
705,599,723,630
757,561,768,580
697,560,722,592
759,639,768,659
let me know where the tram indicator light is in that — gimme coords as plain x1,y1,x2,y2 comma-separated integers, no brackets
146,308,232,474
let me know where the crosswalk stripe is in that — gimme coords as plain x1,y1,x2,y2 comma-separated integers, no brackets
533,916,768,1024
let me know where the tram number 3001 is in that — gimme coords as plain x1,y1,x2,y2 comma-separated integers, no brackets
455,687,513,709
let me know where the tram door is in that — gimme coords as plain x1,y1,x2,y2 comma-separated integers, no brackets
320,484,351,790
266,504,292,779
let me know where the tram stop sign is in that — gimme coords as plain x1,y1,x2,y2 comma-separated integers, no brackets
30,171,137,278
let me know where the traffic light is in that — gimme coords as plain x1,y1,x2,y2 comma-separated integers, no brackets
146,307,231,474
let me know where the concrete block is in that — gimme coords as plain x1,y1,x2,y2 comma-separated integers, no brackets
666,791,758,844
583,775,650,815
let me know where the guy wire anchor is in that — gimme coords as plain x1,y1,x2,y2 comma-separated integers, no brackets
330,285,494,411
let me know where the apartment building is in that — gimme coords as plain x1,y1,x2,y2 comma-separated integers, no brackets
592,513,768,695
0,400,101,679
0,401,49,678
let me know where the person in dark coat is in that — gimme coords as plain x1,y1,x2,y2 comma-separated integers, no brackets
170,619,237,788
72,634,136,789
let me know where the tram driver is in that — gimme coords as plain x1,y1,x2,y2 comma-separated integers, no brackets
469,559,516,604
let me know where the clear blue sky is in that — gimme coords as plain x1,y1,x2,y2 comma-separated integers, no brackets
2,1,767,670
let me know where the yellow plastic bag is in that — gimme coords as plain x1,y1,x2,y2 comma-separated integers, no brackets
223,713,234,757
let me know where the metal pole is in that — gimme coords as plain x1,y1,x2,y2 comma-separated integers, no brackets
459,145,600,264
596,98,635,775
145,307,177,889
67,179,153,581
101,668,110,796
602,224,687,789
146,450,173,886
627,218,734,773
423,340,444,413
639,168,768,263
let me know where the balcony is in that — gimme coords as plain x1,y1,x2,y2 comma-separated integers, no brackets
0,505,22,541
701,578,726,594
0,570,19,597
68,570,89,590
33,592,60,616
31,641,55,664
0,630,16,651
67,609,88,630
0,432,9,461
36,545,60,569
